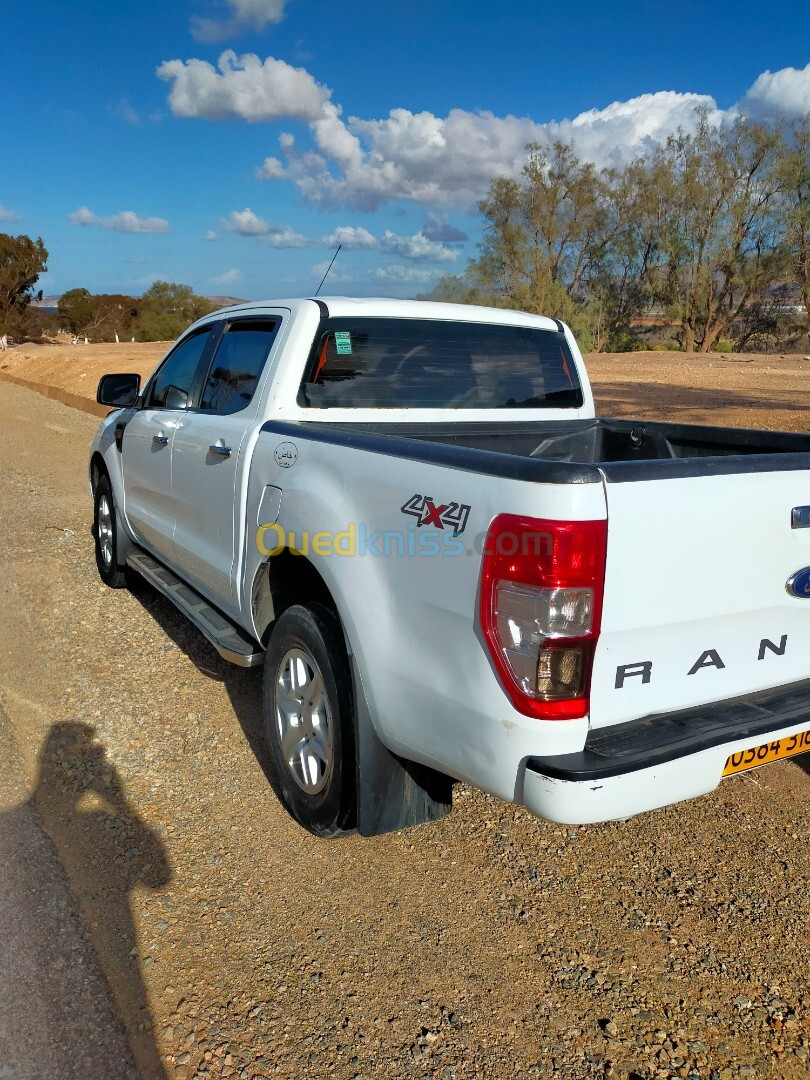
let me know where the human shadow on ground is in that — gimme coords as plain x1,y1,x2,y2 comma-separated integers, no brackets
26,721,171,1078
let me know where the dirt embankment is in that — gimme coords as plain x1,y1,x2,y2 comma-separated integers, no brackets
0,341,167,418
2,341,810,431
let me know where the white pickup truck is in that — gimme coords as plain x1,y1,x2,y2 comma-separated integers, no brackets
90,297,810,837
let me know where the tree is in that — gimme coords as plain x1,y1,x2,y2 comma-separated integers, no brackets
416,273,504,308
21,305,59,341
423,142,649,351
0,233,48,344
472,143,616,323
642,115,786,351
87,294,138,341
779,115,810,320
134,281,216,342
58,287,95,341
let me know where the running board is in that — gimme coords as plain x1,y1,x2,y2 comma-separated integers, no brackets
126,549,264,668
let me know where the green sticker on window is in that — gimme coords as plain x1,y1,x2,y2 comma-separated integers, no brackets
334,331,352,355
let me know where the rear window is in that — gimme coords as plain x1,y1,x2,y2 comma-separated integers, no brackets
298,318,583,409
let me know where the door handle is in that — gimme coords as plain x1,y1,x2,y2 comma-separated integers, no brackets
209,443,231,457
152,433,169,446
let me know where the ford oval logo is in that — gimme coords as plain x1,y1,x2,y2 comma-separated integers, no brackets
786,567,810,597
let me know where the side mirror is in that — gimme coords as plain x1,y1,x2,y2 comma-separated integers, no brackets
164,385,189,410
97,372,141,407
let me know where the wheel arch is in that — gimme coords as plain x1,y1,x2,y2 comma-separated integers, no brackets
252,549,453,836
251,548,337,646
89,450,107,493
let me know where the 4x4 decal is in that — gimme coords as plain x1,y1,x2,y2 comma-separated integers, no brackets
401,494,471,535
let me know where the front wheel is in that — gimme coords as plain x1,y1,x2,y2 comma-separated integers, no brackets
93,474,128,588
262,604,356,837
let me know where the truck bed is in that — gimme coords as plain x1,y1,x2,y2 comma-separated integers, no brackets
266,417,810,483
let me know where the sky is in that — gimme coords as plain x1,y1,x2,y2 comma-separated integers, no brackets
2,0,809,301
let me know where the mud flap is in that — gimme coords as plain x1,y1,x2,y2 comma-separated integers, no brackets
115,506,134,568
351,658,452,836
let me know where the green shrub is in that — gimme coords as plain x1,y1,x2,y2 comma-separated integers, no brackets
606,330,645,353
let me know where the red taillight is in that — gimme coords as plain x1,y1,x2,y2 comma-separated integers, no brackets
479,515,607,720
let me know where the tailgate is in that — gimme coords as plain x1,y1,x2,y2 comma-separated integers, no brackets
590,468,810,729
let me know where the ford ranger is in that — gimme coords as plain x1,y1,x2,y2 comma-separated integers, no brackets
89,298,810,836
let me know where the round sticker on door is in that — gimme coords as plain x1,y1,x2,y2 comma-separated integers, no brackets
274,442,298,468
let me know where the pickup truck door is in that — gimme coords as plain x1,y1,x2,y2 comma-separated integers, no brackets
170,317,282,612
122,325,216,563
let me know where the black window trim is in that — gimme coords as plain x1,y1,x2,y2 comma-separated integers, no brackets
190,314,282,416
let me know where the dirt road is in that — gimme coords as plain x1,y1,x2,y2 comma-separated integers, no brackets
1,380,810,1080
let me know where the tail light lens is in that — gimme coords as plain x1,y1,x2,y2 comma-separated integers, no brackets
479,515,607,720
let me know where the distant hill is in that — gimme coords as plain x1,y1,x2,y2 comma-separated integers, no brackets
206,296,248,308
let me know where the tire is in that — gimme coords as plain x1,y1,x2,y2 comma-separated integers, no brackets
93,474,128,588
262,603,356,837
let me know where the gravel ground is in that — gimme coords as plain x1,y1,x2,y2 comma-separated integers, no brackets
1,380,810,1080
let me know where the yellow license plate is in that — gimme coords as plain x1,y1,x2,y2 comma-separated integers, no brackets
723,729,810,776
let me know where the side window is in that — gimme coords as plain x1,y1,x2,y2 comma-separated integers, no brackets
199,319,279,414
147,327,212,409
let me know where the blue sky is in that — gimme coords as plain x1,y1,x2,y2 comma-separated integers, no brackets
2,0,809,300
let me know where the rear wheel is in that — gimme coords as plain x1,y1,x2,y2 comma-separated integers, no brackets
263,604,356,836
93,474,128,588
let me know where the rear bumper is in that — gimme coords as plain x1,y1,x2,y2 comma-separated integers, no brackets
522,679,810,823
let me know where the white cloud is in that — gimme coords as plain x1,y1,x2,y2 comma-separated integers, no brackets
221,207,272,235
422,214,468,243
739,63,810,119
109,100,162,126
322,225,376,249
259,225,310,248
159,58,810,210
69,206,96,227
157,50,330,123
0,205,21,224
191,0,289,43
311,259,348,283
255,156,285,178
284,94,725,210
249,90,725,210
109,98,140,125
372,266,436,284
204,229,220,241
221,209,310,247
68,207,171,233
380,230,460,262
211,267,242,286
